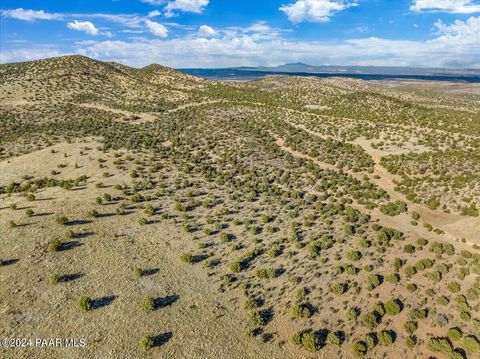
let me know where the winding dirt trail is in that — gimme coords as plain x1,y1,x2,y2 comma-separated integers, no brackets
166,100,225,113
78,100,225,124
271,128,479,246
79,103,157,123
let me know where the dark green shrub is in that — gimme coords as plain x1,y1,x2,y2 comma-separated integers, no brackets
247,310,266,327
138,336,154,350
347,307,359,321
133,267,143,277
437,296,450,305
351,341,368,357
447,281,461,293
55,216,68,225
141,296,156,311
404,321,418,334
385,273,400,284
361,312,380,330
87,209,99,218
403,244,416,254
406,336,417,348
255,267,279,279
48,239,61,252
384,299,402,315
330,282,348,295
78,296,92,311
378,330,394,345
366,274,381,290
290,303,314,319
464,335,480,354
347,250,362,261
380,201,407,216
145,205,155,216
181,253,194,264
326,332,341,347
447,327,463,341
406,283,417,292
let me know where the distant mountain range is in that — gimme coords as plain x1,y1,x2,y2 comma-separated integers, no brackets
232,63,480,76
180,63,480,82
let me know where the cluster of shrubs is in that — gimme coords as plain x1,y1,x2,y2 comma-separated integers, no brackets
291,329,342,352
379,200,407,216
427,335,480,358
361,300,402,330
1,175,88,194
351,330,396,357
229,248,258,273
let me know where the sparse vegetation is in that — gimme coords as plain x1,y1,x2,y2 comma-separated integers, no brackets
1,55,479,359
77,296,92,311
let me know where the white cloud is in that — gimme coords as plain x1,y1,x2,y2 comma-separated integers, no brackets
3,17,479,69
145,20,169,37
280,0,357,23
1,8,63,21
165,0,209,16
67,20,100,36
434,16,480,42
198,25,216,37
148,10,162,17
141,0,166,4
0,48,69,64
122,29,145,34
66,17,480,69
0,8,162,28
411,0,480,13
245,21,271,33
79,14,145,28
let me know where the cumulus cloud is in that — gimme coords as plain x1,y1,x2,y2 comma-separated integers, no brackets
142,0,209,15
63,16,480,69
280,0,357,23
1,8,63,21
198,25,216,37
165,0,209,16
67,20,101,35
148,10,161,17
0,48,69,64
3,15,479,69
145,20,169,37
245,21,271,33
434,15,480,42
411,0,480,13
1,8,176,30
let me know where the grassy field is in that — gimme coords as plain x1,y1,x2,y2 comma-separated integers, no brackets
1,55,479,359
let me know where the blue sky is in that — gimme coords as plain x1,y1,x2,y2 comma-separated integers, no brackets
1,0,479,68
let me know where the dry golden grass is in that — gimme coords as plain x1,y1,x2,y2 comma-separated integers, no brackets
1,56,479,359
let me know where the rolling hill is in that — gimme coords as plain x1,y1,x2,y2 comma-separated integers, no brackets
0,55,479,359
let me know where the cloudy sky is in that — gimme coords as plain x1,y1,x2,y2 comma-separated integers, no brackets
1,0,480,68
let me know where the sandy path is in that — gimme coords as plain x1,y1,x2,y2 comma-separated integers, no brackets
255,100,479,244
272,131,479,246
78,103,157,123
166,100,225,113
78,100,224,123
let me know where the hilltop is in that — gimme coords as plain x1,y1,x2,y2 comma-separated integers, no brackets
0,56,479,359
0,55,209,111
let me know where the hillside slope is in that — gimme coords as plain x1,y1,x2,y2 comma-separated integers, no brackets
0,56,479,359
0,55,208,111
